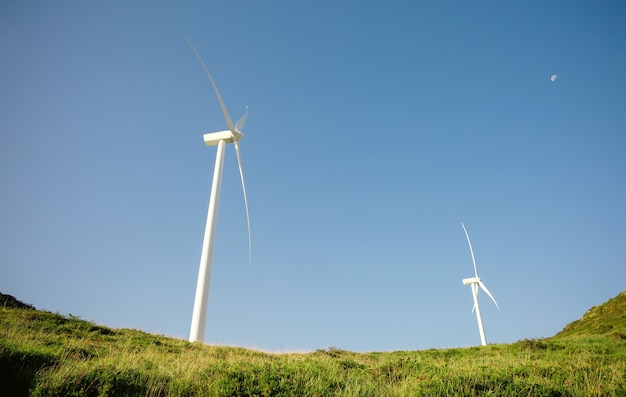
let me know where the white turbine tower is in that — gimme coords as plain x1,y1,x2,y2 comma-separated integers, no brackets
186,36,252,343
461,223,499,346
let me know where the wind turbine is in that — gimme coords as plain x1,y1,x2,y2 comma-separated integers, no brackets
185,36,252,343
461,223,499,346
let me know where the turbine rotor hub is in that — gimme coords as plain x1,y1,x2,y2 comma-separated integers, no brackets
231,131,244,141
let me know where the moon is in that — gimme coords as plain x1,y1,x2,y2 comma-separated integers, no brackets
550,74,558,82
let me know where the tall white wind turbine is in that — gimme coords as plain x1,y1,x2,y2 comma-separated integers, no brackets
186,36,252,343
461,223,499,346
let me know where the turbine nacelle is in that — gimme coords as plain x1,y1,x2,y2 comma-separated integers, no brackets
203,130,244,146
462,277,481,285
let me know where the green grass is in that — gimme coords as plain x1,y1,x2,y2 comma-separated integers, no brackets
1,291,625,396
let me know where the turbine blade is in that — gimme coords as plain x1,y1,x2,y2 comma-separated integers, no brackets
478,280,500,310
461,223,479,278
471,284,478,312
184,35,236,133
233,140,252,263
235,106,248,133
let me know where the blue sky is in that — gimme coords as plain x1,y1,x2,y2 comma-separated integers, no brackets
1,1,625,352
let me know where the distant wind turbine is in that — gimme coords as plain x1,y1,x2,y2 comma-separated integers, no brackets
185,36,252,343
461,223,499,346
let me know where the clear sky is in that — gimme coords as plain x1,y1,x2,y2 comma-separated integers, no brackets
1,1,625,352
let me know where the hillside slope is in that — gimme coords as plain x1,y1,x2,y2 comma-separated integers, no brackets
1,291,625,396
0,293,35,310
553,290,626,340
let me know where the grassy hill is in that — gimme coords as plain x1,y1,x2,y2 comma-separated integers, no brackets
1,291,625,396
553,291,626,340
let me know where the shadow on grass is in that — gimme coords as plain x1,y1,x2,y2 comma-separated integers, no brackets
0,349,57,397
